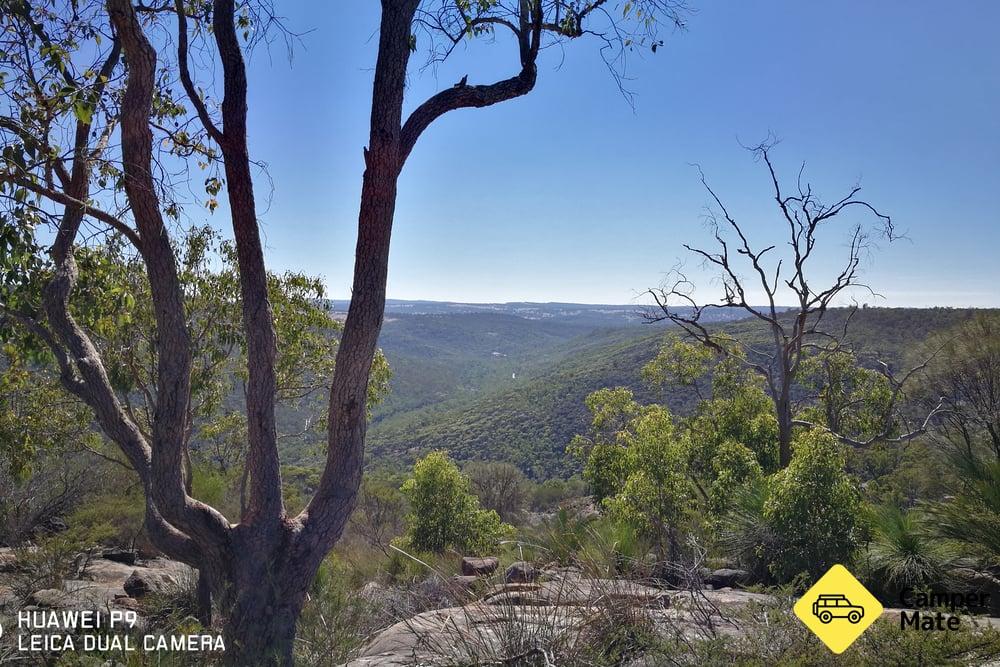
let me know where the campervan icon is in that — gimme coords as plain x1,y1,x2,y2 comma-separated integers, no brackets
812,594,865,624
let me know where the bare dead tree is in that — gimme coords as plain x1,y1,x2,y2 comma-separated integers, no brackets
1,0,688,663
646,143,935,467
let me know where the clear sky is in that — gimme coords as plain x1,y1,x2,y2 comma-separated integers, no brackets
230,2,999,307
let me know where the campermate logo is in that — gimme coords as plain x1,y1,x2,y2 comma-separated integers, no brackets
793,564,883,654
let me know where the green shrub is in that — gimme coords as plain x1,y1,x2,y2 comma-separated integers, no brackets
865,504,959,595
400,451,512,554
604,405,691,561
764,430,862,582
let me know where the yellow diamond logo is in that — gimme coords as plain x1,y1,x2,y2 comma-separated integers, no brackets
793,564,883,654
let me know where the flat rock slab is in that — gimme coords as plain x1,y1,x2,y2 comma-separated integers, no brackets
482,578,669,608
343,585,779,666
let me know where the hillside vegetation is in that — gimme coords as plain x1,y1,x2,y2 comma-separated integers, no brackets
366,307,983,477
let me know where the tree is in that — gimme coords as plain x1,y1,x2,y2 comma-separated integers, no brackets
400,451,509,555
647,144,934,467
465,460,529,523
764,429,861,582
921,316,1000,578
0,0,687,662
645,340,778,508
603,404,691,562
568,387,645,501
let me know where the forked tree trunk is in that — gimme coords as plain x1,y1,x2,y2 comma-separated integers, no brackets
220,581,305,666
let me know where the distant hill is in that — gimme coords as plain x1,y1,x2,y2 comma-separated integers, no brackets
328,299,759,328
363,307,985,478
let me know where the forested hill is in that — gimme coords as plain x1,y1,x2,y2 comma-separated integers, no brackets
363,307,984,479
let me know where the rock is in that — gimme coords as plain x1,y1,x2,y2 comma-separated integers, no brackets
123,569,179,598
449,575,481,592
482,579,668,609
28,588,70,608
542,564,583,581
102,548,138,566
706,568,750,589
0,547,19,572
504,561,539,584
461,556,499,576
113,595,142,611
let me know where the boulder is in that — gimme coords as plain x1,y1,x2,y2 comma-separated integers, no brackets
705,568,750,589
504,561,539,584
449,575,481,592
28,588,70,608
123,568,179,598
460,556,499,576
0,547,19,572
102,548,138,566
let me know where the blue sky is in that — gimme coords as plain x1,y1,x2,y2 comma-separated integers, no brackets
232,2,999,307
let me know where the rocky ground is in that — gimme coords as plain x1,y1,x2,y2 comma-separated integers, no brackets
0,546,194,630
3,549,999,665
345,558,1000,666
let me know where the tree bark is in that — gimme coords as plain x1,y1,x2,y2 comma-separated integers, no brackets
218,553,307,666
776,393,793,468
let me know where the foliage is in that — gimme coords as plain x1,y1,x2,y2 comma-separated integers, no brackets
0,228,392,532
798,349,895,443
920,315,1000,568
0,351,97,478
864,504,960,595
714,477,776,582
0,450,109,545
400,451,511,555
348,473,408,556
8,523,112,602
670,347,777,511
366,308,976,478
568,387,644,501
666,599,1000,666
920,313,1000,459
603,405,692,560
929,450,1000,565
764,430,862,582
295,557,387,666
465,460,529,522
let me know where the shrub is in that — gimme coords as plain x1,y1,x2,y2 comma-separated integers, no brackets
528,476,587,512
400,451,511,554
865,504,960,595
604,405,691,561
349,474,407,556
9,523,112,602
715,476,776,583
465,460,529,522
764,430,862,582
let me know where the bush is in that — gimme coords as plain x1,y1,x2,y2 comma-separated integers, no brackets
465,460,529,522
603,405,691,561
9,524,112,602
400,451,512,554
528,476,587,512
864,504,959,596
349,474,407,556
764,430,862,582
